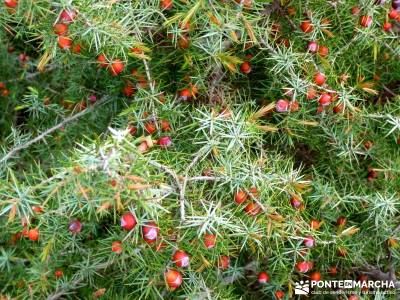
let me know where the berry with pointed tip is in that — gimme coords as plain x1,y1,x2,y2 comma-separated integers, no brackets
60,9,76,23
204,233,216,249
304,236,315,248
54,23,68,35
300,20,313,33
121,212,137,231
360,16,373,27
97,54,108,68
55,270,63,278
109,59,124,76
234,189,248,205
179,88,191,100
240,61,251,74
142,221,159,243
310,271,321,281
165,269,182,289
218,255,230,270
244,202,261,216
159,136,172,148
4,0,17,8
112,241,122,254
172,250,190,268
68,220,82,234
57,36,72,49
258,272,270,284
319,93,332,106
28,228,39,241
314,73,326,86
276,99,290,112
307,41,319,53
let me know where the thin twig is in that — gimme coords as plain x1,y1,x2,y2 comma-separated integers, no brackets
1,96,111,164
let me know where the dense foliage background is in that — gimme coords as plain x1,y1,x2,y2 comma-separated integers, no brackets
0,0,399,299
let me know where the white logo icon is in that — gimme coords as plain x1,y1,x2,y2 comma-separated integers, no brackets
295,280,310,295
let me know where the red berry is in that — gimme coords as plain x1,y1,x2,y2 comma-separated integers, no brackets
290,101,300,112
337,216,346,227
161,0,173,10
28,228,39,241
296,261,312,273
234,189,248,204
240,61,251,74
97,54,108,68
333,103,344,113
389,9,399,19
310,219,321,230
179,88,191,100
318,45,329,57
72,43,81,54
160,120,171,132
290,196,302,209
68,220,82,234
303,236,315,248
172,250,190,268
310,271,321,281
57,36,72,49
383,22,392,32
121,212,137,231
307,41,319,53
54,23,68,35
55,269,63,278
204,233,216,249
142,221,159,243
360,16,372,27
314,73,326,86
4,0,17,8
32,206,43,213
144,122,157,134
276,99,290,112
165,269,182,289
319,93,332,106
123,84,135,97
109,59,124,76
244,202,261,216
258,272,270,284
218,255,230,270
307,87,317,100
60,9,76,23
300,20,313,33
351,6,361,15
112,241,123,254
348,295,359,300
328,266,337,276
158,136,172,148
275,290,285,299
